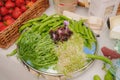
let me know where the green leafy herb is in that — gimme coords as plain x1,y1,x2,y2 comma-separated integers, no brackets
17,33,58,69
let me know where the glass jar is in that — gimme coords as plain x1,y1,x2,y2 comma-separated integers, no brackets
53,0,77,14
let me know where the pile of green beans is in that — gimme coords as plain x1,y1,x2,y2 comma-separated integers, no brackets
19,14,71,34
68,20,96,48
18,14,96,49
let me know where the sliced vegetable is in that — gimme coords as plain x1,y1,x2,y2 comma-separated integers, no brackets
101,46,120,59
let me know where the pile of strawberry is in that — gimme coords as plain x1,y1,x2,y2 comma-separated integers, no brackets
0,0,37,32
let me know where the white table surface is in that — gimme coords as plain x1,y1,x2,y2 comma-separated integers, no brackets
0,0,116,80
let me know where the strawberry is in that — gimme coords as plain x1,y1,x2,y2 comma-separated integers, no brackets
0,1,3,7
20,5,27,12
0,15,2,21
26,1,34,8
5,0,15,9
31,0,37,3
0,26,7,32
0,7,9,16
3,0,8,2
11,0,15,2
3,15,12,21
8,8,14,14
16,0,25,7
0,22,5,27
6,18,15,26
25,0,31,4
12,7,22,19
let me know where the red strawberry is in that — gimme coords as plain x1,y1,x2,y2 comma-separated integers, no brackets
16,0,25,7
12,7,22,19
26,1,34,8
8,8,14,14
0,26,7,32
0,15,2,21
25,0,31,4
3,0,7,2
0,1,3,7
5,0,15,9
11,0,15,2
3,15,12,21
0,7,9,16
0,22,5,27
31,0,37,2
20,5,27,12
6,18,15,26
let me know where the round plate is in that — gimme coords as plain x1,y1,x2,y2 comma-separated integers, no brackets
17,19,98,77
20,37,98,77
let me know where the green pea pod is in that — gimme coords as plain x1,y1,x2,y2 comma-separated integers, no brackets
78,20,84,34
86,54,113,66
87,27,96,41
74,21,79,32
38,18,60,33
19,23,32,33
49,20,64,31
60,15,73,23
93,75,101,80
83,26,91,39
41,14,57,22
104,71,113,80
84,39,91,48
68,23,75,33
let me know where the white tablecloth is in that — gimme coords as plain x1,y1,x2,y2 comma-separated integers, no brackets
0,0,115,80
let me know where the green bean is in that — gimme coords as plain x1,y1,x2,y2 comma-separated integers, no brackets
68,24,74,32
84,39,91,48
41,14,57,22
48,20,64,31
86,54,113,66
19,23,32,33
87,27,96,41
7,49,17,56
69,21,73,28
30,24,41,32
60,15,73,23
32,21,40,26
48,23,56,27
74,21,79,32
38,18,59,33
93,75,101,80
83,26,91,39
25,14,48,23
78,20,83,33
